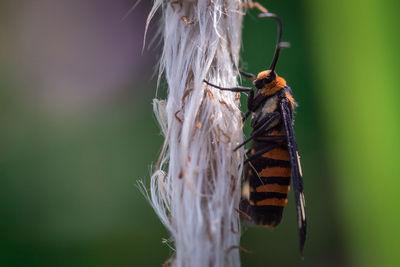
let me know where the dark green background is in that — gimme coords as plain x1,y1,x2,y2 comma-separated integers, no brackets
1,0,399,266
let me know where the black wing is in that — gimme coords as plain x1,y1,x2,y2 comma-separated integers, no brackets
280,96,307,256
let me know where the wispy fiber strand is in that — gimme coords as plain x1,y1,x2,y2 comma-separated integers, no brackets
144,1,245,266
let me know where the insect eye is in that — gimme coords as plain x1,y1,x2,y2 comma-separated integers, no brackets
254,79,265,89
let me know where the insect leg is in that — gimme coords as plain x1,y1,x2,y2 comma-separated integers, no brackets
234,112,279,151
244,143,280,164
251,112,280,132
246,89,256,112
204,80,255,122
204,80,253,93
242,111,251,122
240,70,257,81
239,90,254,122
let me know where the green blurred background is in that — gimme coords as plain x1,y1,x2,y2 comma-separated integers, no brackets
1,0,399,266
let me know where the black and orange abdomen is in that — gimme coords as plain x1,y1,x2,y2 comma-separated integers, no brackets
241,139,291,228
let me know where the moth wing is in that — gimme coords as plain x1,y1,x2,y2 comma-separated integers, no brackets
280,96,307,255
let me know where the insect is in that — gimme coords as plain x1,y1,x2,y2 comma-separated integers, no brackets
204,12,306,254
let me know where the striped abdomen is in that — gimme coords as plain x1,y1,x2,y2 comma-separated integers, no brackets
241,137,291,228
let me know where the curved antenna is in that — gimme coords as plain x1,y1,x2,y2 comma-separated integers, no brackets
259,13,284,73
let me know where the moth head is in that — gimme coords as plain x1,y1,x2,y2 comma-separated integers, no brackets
253,70,277,89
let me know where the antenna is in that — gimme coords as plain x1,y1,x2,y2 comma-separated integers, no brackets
259,13,287,73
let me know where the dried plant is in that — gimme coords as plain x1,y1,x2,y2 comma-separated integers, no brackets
141,1,248,266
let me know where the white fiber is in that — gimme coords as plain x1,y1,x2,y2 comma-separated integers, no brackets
145,1,245,266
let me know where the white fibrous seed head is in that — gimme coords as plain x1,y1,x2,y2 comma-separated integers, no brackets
142,1,246,266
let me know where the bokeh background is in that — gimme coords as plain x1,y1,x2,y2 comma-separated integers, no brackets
1,0,399,266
